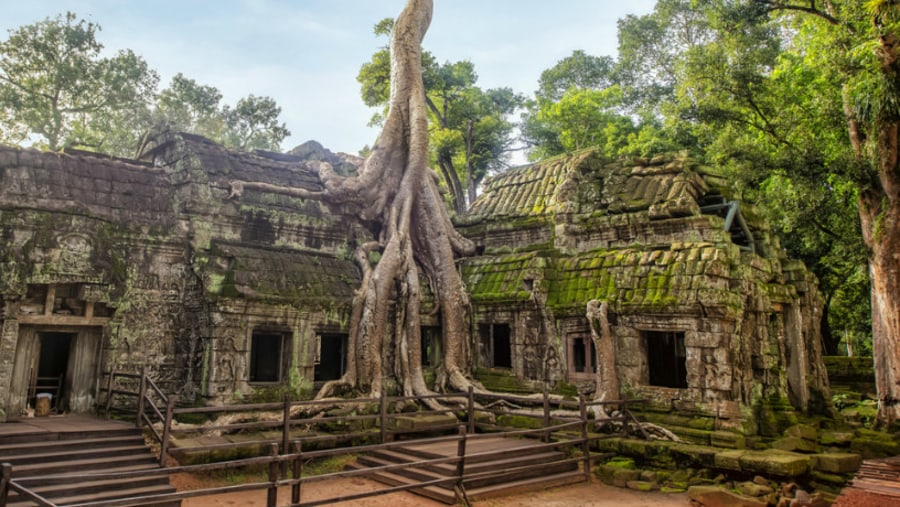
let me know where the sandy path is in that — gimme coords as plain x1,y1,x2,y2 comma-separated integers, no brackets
174,474,690,506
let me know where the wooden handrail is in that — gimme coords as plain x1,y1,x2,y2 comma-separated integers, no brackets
8,387,645,507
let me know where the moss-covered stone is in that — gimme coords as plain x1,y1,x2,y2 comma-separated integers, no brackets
710,430,746,449
626,480,658,492
771,436,818,453
811,453,862,474
784,424,818,441
738,449,810,477
713,449,746,472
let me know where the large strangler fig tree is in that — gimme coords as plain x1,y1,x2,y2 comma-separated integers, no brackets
232,0,479,399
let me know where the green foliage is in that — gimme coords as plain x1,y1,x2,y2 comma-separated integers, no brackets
616,0,873,353
0,12,290,156
0,12,159,153
357,19,523,213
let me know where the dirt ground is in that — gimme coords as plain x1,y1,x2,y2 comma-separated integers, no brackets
173,473,691,506
832,486,900,507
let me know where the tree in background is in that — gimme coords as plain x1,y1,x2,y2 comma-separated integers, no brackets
0,12,158,153
745,0,900,426
222,95,290,152
621,0,895,422
0,13,290,156
522,48,682,161
358,19,522,214
155,73,225,140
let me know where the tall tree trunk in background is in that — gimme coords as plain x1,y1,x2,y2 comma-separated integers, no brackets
859,155,900,426
848,33,900,425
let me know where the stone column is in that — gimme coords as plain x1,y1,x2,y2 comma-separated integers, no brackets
0,299,20,422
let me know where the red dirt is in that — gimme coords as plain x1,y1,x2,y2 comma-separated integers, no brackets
173,474,690,506
832,487,900,507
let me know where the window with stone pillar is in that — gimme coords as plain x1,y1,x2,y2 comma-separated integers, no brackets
642,330,687,388
567,334,596,382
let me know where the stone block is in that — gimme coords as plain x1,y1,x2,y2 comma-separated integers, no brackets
850,436,900,458
670,443,718,468
738,450,809,477
626,480,658,492
784,424,818,441
687,486,767,507
613,467,642,487
771,436,817,453
818,431,854,446
711,430,746,449
810,453,862,474
736,481,773,497
714,449,746,471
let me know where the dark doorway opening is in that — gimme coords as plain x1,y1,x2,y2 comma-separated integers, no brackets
572,337,596,373
478,323,512,369
420,326,441,367
315,334,347,382
32,332,73,410
644,331,687,388
250,332,285,383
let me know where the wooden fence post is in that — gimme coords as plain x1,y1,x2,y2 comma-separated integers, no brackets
281,394,291,478
160,395,177,466
455,425,468,494
104,366,116,418
267,443,279,507
542,386,551,442
578,394,590,481
136,367,147,429
291,440,303,505
1,462,11,506
379,389,387,444
467,386,475,434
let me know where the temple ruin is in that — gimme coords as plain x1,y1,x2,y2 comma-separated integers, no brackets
0,130,829,437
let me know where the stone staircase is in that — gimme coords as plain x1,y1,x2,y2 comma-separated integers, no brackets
349,435,585,504
0,419,178,507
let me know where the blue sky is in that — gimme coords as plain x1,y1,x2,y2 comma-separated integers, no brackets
1,1,656,155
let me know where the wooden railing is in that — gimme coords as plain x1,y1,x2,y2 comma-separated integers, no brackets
97,367,176,465
2,416,599,507
96,371,645,469
24,371,643,507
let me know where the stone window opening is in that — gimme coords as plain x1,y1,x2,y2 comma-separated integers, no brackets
643,330,687,389
249,331,290,383
314,333,347,382
567,334,597,381
478,323,512,369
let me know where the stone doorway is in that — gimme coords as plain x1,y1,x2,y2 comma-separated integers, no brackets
30,332,75,412
9,326,102,416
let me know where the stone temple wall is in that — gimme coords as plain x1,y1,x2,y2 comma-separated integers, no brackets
459,150,828,435
0,132,365,420
0,136,826,438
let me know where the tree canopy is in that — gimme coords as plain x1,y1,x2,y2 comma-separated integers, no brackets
358,19,523,214
0,12,290,156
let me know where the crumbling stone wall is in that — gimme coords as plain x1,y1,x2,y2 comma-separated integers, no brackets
0,136,826,437
459,150,828,434
0,131,365,420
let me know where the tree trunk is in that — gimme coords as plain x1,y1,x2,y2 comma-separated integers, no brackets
820,293,839,356
853,32,900,426
860,173,900,426
308,0,478,398
437,153,466,215
586,300,619,418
